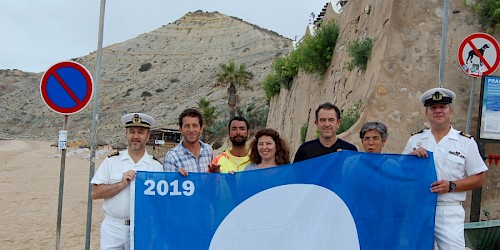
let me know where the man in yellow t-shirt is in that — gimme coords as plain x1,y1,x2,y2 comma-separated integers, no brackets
211,116,251,173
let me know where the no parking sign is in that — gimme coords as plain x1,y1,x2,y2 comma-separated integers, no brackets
40,61,94,115
40,61,95,250
457,33,500,78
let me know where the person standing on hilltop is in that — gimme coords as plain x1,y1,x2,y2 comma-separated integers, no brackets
91,113,163,250
403,87,487,250
293,102,357,163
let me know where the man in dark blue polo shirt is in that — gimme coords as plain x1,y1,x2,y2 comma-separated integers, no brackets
294,102,358,163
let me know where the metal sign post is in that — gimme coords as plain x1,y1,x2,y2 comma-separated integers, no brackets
465,78,477,134
55,115,69,250
438,0,449,87
85,0,106,249
465,76,483,222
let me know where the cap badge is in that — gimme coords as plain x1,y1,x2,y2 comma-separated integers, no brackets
432,91,443,101
132,114,142,125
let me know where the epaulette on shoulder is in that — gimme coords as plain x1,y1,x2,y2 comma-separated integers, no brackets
411,129,425,136
108,151,120,158
459,131,473,139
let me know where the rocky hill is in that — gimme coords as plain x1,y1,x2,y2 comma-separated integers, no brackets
0,11,292,143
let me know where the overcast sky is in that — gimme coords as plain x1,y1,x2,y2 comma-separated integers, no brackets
0,0,333,73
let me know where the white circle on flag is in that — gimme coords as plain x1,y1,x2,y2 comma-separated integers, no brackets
209,184,360,250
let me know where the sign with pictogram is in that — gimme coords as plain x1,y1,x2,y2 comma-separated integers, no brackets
458,33,500,78
40,61,94,115
478,75,500,141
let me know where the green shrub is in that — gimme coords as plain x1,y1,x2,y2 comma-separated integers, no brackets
338,100,361,134
263,73,282,100
296,20,339,74
155,88,164,93
197,97,217,142
347,38,373,71
237,103,269,129
208,119,229,138
197,97,216,129
273,54,298,89
474,0,500,33
300,123,308,143
141,91,152,97
261,20,339,99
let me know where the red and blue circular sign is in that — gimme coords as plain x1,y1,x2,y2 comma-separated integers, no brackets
457,33,500,78
40,61,94,115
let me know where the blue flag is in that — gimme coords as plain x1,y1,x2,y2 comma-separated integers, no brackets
133,150,437,250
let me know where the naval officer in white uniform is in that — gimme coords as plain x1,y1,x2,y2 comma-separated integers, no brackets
91,113,162,250
403,88,487,250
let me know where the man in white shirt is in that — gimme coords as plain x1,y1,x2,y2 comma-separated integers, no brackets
91,113,163,250
402,87,487,250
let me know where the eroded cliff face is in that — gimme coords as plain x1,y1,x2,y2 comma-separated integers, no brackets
0,11,292,142
268,0,499,221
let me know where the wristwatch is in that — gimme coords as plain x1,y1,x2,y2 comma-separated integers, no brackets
448,181,456,192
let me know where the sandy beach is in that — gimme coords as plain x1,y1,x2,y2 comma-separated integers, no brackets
0,140,104,249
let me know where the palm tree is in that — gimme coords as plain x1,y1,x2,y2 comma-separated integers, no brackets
197,97,216,128
216,60,253,119
197,97,216,142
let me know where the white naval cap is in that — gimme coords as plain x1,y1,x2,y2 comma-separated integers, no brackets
121,113,155,128
419,87,456,107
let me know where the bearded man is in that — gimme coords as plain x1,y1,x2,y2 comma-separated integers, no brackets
211,116,251,173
